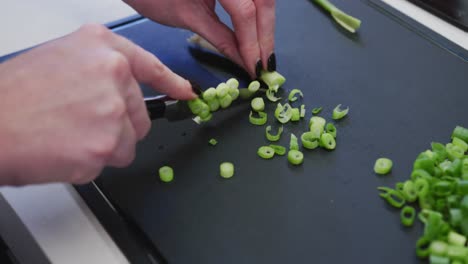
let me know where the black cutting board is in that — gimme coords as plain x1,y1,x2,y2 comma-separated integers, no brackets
90,0,467,263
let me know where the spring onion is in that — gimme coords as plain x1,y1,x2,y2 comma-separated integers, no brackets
216,83,229,98
207,99,220,112
226,78,239,89
203,88,217,101
229,87,240,101
239,88,256,100
320,132,336,150
260,70,286,92
288,150,304,165
400,205,416,227
325,123,337,138
301,131,320,150
374,158,393,175
220,162,234,179
159,166,174,183
313,0,362,33
377,187,406,208
248,80,261,93
266,89,282,102
332,104,349,120
376,126,468,262
219,94,233,109
288,89,303,102
275,103,293,124
291,108,301,121
300,105,306,118
249,111,268,125
309,116,326,134
266,125,284,142
187,98,206,115
290,133,299,151
402,180,418,202
269,144,286,155
312,107,323,115
209,138,218,146
448,231,467,246
452,126,468,143
251,97,265,112
257,146,275,159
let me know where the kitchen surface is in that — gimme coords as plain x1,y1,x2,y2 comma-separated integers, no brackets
1,0,467,263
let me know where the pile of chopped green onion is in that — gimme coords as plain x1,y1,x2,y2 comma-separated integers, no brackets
377,126,468,263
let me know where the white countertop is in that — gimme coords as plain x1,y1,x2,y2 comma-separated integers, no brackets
0,0,467,263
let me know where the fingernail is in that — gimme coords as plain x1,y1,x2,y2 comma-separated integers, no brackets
188,80,202,97
255,59,263,79
267,53,276,72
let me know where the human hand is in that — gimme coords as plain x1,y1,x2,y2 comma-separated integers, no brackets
0,24,196,185
123,0,276,78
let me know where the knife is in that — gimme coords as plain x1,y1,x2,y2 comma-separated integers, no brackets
144,82,261,122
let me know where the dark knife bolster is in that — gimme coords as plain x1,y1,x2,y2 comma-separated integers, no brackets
145,99,166,120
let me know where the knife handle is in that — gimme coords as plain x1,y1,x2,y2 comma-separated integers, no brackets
144,96,168,120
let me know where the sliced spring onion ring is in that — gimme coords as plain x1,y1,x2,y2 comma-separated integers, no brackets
309,116,326,134
275,103,293,124
291,108,300,121
159,166,174,183
288,150,304,165
266,89,282,102
290,133,299,151
312,107,323,115
220,162,234,179
239,88,256,100
300,105,306,118
226,78,239,89
248,80,261,92
206,99,220,112
229,87,240,101
400,205,416,227
187,98,206,115
374,158,393,175
203,88,217,101
269,144,286,155
266,125,284,142
301,131,320,150
216,83,229,98
198,104,211,118
325,123,337,138
332,104,349,120
249,111,267,125
320,132,336,150
251,97,265,112
219,94,233,109
209,138,218,146
257,146,275,159
452,137,468,153
288,89,304,102
260,70,286,90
